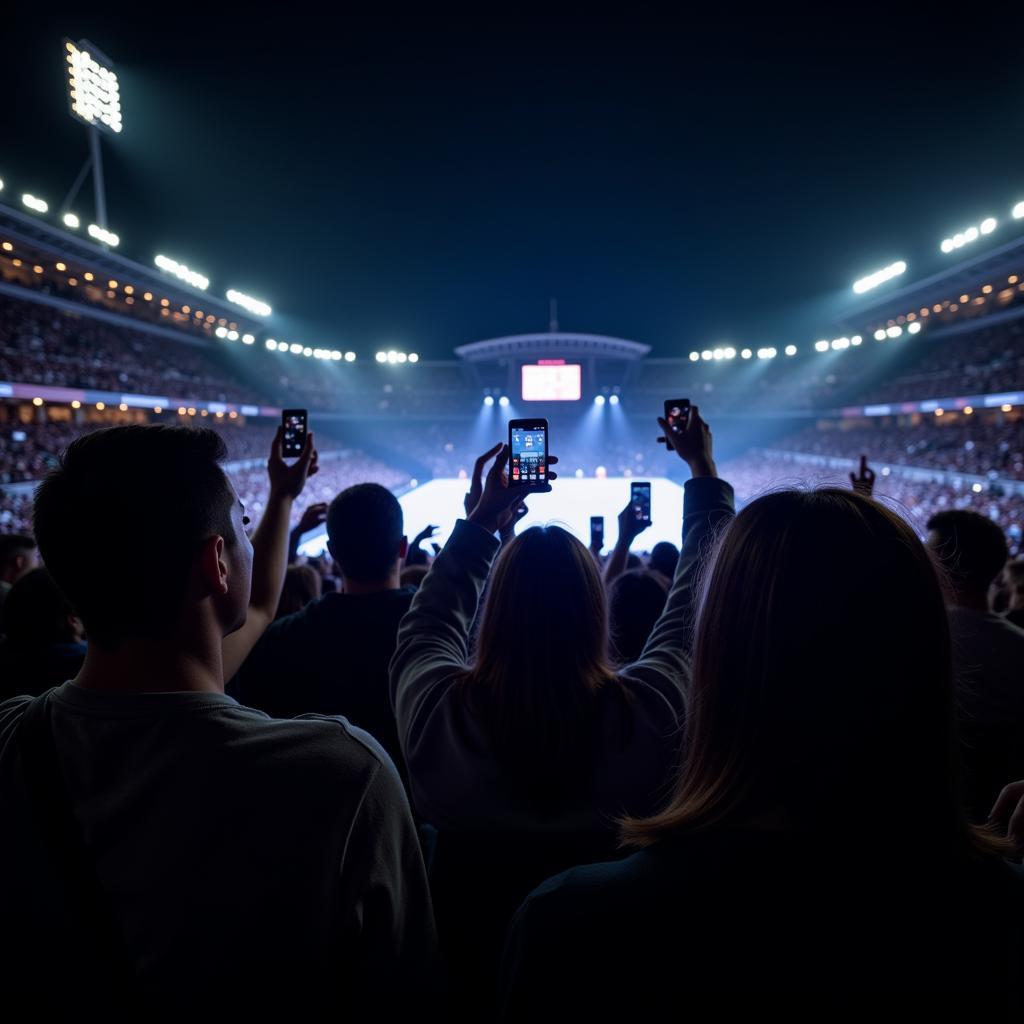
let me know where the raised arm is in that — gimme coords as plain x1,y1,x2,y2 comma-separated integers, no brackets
621,407,734,702
222,428,318,681
604,500,651,586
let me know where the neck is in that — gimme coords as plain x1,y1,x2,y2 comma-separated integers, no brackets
952,591,990,613
73,630,225,695
340,571,401,595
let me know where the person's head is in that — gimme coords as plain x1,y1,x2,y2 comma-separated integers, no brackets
326,483,407,588
461,525,618,803
926,510,1009,607
995,559,1024,613
622,488,1001,856
648,541,679,579
33,425,252,652
1,568,83,646
609,570,669,665
0,534,39,585
275,564,321,620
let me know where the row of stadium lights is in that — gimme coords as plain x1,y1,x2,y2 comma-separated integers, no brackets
28,394,244,419
872,273,1024,335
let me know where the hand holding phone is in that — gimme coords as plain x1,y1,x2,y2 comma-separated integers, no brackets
590,516,605,552
282,409,308,458
508,418,551,494
630,481,652,525
661,399,690,448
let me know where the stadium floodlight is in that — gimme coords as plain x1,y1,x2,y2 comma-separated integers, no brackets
242,334,255,345
941,217,997,253
874,329,887,341
831,338,850,351
65,39,122,134
609,394,620,405
22,193,48,213
63,212,80,229
227,330,239,341
375,351,387,362
886,325,902,338
741,348,752,359
851,335,863,346
87,223,119,246
852,260,906,295
0,178,3,191
396,352,408,363
724,347,737,359
302,347,312,357
689,351,700,361
408,353,419,363
907,321,922,334
289,343,302,354
594,395,606,406
331,351,342,360
344,351,356,362
756,347,777,359
386,350,399,364
155,254,209,291
785,344,797,356
266,339,278,350
484,395,495,406
814,340,829,352
712,348,724,360
701,350,712,361
226,289,271,317
498,396,510,407
1014,201,1024,219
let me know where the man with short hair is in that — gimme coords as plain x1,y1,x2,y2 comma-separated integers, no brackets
0,533,39,623
0,426,438,1016
926,509,1024,819
234,482,414,783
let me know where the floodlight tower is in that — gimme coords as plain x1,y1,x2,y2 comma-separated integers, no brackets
61,39,122,236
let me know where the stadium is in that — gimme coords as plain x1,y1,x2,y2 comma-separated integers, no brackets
3,17,1024,1018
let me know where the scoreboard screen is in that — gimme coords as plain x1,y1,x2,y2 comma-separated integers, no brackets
521,362,581,402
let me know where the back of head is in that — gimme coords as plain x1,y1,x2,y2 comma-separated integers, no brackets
326,483,404,585
32,425,236,650
609,569,669,665
625,488,975,849
0,533,37,583
467,525,618,798
648,541,679,579
276,564,321,619
926,510,1008,600
1,568,77,646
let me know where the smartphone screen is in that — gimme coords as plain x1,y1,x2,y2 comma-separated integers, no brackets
631,481,652,524
664,398,690,447
590,516,604,548
282,409,308,457
509,419,549,491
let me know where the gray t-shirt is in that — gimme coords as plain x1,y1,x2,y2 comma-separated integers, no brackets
0,681,440,1016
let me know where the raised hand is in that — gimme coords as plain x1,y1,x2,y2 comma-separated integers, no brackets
498,500,529,541
295,501,329,535
617,499,651,544
656,405,716,478
850,454,876,497
268,426,319,500
466,443,557,534
465,443,503,516
412,524,440,549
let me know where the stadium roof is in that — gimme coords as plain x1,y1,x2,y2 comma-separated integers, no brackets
456,332,650,362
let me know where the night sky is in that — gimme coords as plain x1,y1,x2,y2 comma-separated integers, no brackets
8,9,1024,359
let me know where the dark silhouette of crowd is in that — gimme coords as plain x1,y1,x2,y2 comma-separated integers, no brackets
1,408,1023,1019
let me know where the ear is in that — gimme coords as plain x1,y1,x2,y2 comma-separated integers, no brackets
198,535,230,596
398,535,409,560
66,613,85,642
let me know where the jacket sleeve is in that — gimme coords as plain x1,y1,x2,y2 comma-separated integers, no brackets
619,476,735,714
388,519,501,804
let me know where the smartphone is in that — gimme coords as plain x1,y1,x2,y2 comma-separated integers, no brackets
663,398,690,447
631,481,652,524
282,409,308,458
509,418,549,492
590,516,604,549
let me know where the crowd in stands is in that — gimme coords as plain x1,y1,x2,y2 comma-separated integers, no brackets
774,414,1024,480
2,406,1023,1016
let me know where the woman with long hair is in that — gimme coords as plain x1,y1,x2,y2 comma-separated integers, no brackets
499,484,1024,1018
390,408,732,1013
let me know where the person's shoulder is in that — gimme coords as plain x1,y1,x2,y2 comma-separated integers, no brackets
0,693,33,743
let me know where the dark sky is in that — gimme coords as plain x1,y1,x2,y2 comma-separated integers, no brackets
8,8,1024,358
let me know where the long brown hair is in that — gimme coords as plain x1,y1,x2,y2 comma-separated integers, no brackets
621,488,1008,856
459,525,619,807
